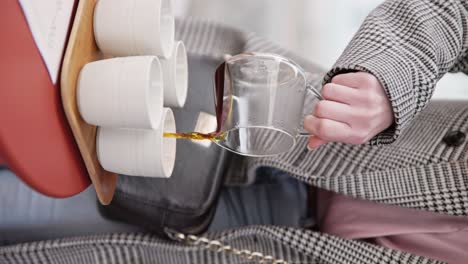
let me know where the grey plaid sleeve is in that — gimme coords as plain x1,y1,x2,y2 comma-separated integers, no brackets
323,0,468,144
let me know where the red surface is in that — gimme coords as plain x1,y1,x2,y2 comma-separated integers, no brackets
0,0,90,197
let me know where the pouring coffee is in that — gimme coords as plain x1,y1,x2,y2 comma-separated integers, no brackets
164,53,322,157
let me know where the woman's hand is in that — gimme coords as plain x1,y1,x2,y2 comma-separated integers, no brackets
304,72,394,149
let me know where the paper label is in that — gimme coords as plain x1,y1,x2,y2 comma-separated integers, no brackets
19,0,75,84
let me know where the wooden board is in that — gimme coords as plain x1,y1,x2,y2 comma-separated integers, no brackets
61,0,117,205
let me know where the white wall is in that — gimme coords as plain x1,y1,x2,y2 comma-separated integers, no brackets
184,0,468,99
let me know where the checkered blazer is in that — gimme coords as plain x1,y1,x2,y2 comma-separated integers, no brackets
1,0,466,263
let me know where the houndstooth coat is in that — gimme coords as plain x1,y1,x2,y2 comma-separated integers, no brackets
1,0,467,263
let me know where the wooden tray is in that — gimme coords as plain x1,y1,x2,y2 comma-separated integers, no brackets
61,0,117,205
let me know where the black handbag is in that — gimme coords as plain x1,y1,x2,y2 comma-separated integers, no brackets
98,55,232,235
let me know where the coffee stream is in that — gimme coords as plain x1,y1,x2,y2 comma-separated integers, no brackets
163,132,225,141
163,62,226,141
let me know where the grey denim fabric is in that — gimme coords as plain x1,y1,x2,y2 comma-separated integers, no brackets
0,166,311,245
0,168,143,246
209,167,311,232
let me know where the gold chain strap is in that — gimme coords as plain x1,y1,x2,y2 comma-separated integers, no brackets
166,230,288,264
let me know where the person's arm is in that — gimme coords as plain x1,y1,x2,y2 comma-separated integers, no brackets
305,0,468,147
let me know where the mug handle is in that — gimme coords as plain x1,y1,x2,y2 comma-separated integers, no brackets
297,76,323,137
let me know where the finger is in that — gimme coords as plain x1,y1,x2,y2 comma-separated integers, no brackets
331,72,377,89
304,115,352,142
314,100,353,124
307,136,328,150
321,83,362,104
323,83,385,107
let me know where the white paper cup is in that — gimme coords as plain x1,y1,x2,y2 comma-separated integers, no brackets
94,0,175,58
97,108,176,178
77,56,164,129
160,41,188,108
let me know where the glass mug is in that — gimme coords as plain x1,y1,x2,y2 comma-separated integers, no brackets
212,53,323,157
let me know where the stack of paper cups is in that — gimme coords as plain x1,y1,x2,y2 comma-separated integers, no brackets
93,0,189,108
76,0,190,178
94,0,175,58
160,41,188,108
97,108,176,178
78,56,176,178
78,56,164,129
